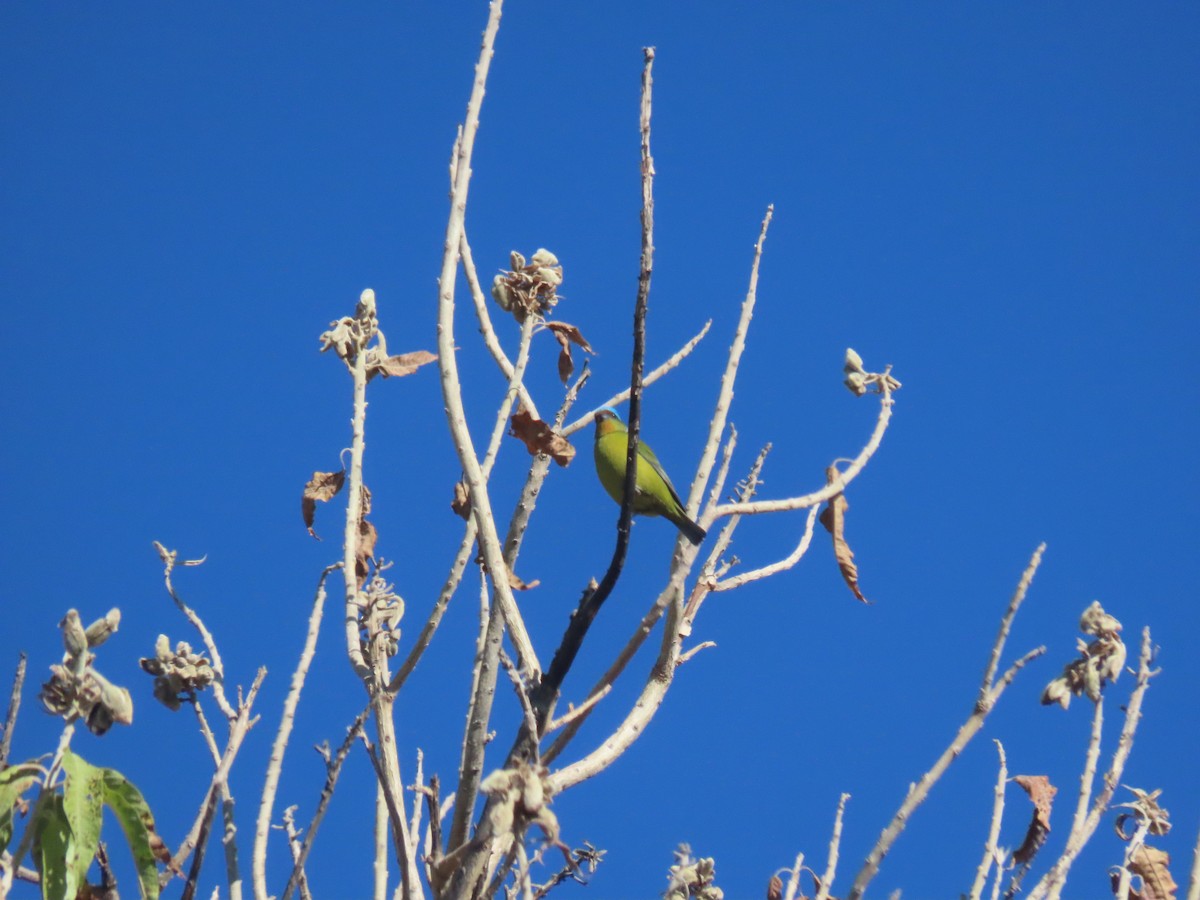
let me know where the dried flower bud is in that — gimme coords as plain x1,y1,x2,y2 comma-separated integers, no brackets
844,347,865,374
61,610,88,658
85,608,121,648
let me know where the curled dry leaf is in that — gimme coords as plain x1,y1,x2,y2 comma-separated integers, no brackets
1012,774,1057,864
509,407,575,467
366,349,437,382
356,518,378,587
451,480,471,520
818,467,870,603
302,470,346,539
1121,845,1177,900
508,569,541,591
545,321,594,384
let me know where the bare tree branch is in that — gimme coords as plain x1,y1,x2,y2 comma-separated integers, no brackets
969,740,1008,900
846,547,1048,900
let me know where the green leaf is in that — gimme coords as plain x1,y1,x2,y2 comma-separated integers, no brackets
62,750,104,892
32,794,74,900
0,762,43,853
100,766,163,900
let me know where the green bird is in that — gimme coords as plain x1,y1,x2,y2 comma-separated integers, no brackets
592,407,707,545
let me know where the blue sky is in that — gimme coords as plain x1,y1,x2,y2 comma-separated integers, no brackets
2,3,1198,898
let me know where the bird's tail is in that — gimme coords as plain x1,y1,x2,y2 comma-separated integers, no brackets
670,512,707,546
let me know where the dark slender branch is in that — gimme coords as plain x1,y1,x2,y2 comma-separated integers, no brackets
180,788,219,900
0,652,26,769
281,704,372,900
526,45,657,734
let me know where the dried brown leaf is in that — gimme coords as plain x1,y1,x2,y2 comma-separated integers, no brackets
451,480,471,520
1125,845,1177,900
818,467,869,603
545,321,594,353
545,322,593,385
367,349,437,382
355,518,378,586
508,570,541,591
302,470,346,539
1012,774,1057,864
509,408,575,467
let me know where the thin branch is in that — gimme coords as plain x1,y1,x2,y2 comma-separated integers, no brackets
688,205,773,526
713,505,819,591
460,228,540,419
253,565,337,900
433,0,539,678
153,542,236,720
375,783,389,900
281,704,373,900
969,740,1008,900
712,383,895,519
846,547,1048,900
543,685,612,736
559,321,712,438
167,668,266,891
1186,818,1200,900
280,807,313,900
980,544,1045,705
782,852,806,900
340,299,372,682
388,519,477,695
448,568,505,853
813,793,850,900
525,46,657,740
1027,628,1157,900
0,652,26,769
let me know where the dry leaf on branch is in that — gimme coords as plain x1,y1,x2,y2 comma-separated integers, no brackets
544,321,594,384
451,480,471,520
366,348,437,382
355,518,378,587
818,466,870,603
508,569,541,591
1119,845,1178,900
302,470,346,539
509,408,575,466
1012,774,1057,864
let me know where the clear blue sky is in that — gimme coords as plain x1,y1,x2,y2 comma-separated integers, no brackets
2,3,1198,898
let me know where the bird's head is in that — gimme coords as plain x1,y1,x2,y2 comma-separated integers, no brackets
593,407,626,436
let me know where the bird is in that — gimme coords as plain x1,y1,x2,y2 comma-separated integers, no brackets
592,407,706,545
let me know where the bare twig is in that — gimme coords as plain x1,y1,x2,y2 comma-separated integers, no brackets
713,505,820,591
712,381,895,520
340,297,373,682
846,548,1048,900
433,0,539,678
689,205,773,528
375,783,389,900
281,704,373,900
0,652,26,769
813,793,850,900
153,541,236,719
969,741,1008,900
782,852,806,900
167,668,265,893
1027,628,1158,900
253,565,338,900
460,228,540,419
1186,819,1200,900
448,566,504,854
559,321,712,438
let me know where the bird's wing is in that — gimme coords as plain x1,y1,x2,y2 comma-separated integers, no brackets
637,442,687,509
